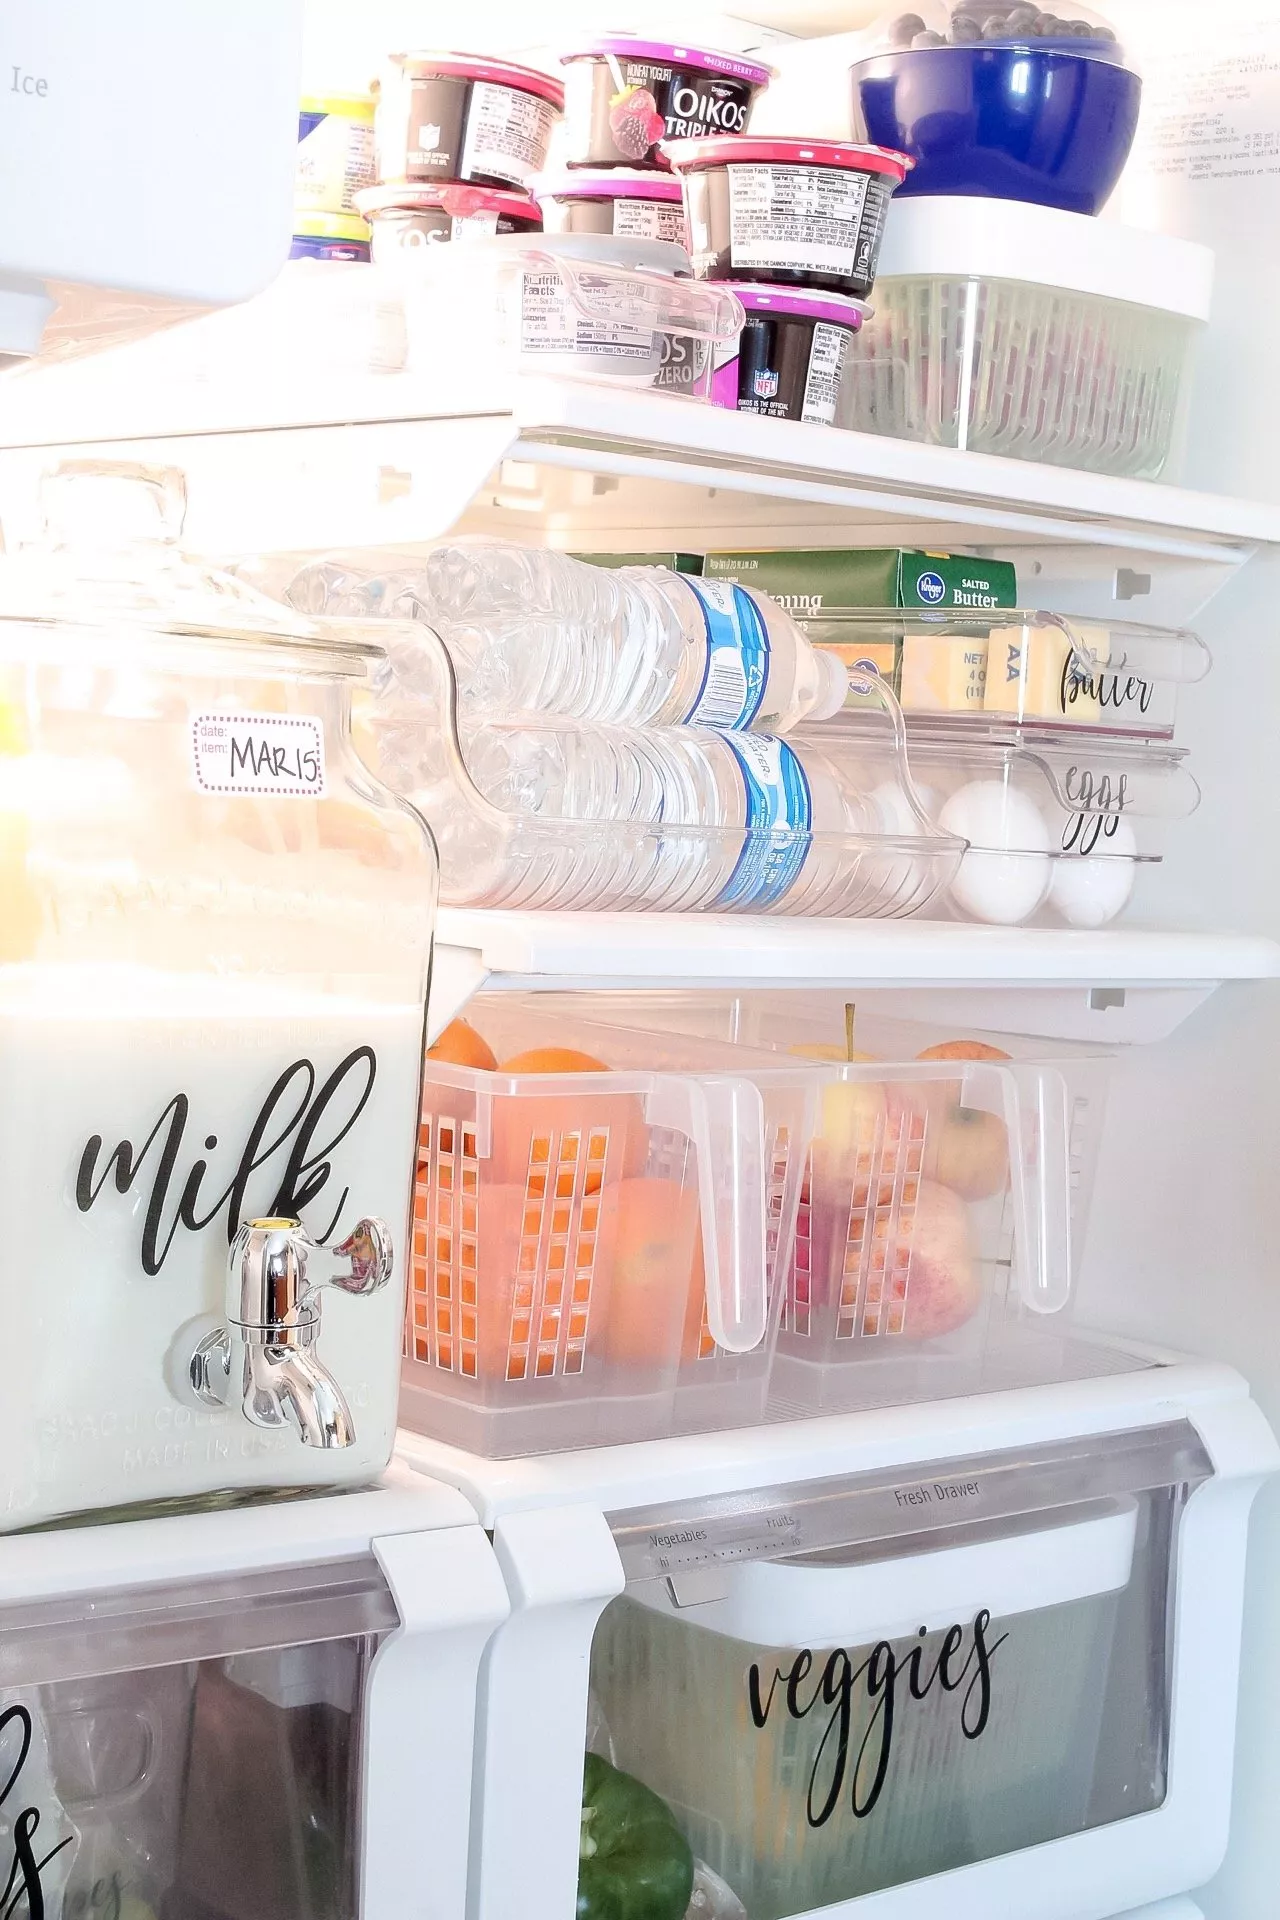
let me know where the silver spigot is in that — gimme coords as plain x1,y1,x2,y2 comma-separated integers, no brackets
188,1216,393,1450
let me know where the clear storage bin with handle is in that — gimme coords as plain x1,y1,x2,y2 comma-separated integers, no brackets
401,1000,816,1454
376,232,744,395
0,461,436,1530
354,614,964,916
539,993,1113,1413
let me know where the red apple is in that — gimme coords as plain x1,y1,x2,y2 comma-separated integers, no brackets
871,1177,982,1341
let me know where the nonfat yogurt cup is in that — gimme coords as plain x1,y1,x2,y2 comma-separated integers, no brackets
376,52,564,192
535,169,689,246
356,183,541,260
711,283,869,424
667,135,912,298
561,36,771,170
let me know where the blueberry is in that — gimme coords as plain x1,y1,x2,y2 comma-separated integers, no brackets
982,13,1014,32
889,11,927,43
1035,12,1064,31
911,27,949,44
1004,4,1041,27
950,13,982,38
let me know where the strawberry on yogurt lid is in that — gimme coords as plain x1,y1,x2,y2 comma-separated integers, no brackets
534,168,685,201
391,52,566,109
730,281,873,329
356,182,540,221
562,37,773,83
665,135,913,180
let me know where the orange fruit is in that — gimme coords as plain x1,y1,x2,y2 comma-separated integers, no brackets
428,1019,499,1071
596,1177,703,1369
916,1040,1012,1064
915,1040,1011,1200
492,1045,648,1193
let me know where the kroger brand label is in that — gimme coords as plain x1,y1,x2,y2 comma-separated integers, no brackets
716,734,813,910
685,578,772,728
916,569,947,605
191,711,327,798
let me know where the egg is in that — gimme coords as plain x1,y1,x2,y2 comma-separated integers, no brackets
864,778,948,913
939,780,1052,925
1047,814,1138,928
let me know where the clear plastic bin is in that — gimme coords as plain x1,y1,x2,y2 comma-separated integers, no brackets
808,606,1211,741
841,198,1211,477
400,1002,817,1454
513,994,1113,1417
374,232,743,394
355,618,965,917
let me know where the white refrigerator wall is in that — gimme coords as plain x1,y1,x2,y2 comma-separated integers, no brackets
1076,6,1280,1914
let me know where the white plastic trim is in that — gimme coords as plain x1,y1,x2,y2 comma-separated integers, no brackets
471,1505,624,1920
365,1526,510,1920
876,198,1214,320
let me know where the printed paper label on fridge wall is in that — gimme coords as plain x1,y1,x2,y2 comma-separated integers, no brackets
191,712,327,798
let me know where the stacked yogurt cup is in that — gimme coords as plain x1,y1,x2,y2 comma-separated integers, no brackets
542,33,913,424
357,52,561,261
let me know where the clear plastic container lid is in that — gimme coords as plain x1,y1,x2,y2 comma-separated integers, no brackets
0,461,373,674
865,3,1126,62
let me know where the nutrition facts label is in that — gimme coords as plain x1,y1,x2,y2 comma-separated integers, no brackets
520,270,654,358
461,81,556,185
801,322,852,426
727,164,870,275
613,198,688,243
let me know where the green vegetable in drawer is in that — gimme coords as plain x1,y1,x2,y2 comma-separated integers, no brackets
578,1751,694,1920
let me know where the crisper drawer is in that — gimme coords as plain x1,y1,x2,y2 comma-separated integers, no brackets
455,1414,1265,1920
0,1474,507,1920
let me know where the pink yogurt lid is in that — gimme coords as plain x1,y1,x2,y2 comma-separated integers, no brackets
666,135,913,181
729,281,872,330
392,52,566,110
356,182,540,221
534,168,685,202
561,37,773,85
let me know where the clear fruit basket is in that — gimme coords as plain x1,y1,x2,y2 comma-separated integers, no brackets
400,1001,814,1454
492,993,1115,1417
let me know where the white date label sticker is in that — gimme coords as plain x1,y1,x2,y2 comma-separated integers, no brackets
191,711,327,798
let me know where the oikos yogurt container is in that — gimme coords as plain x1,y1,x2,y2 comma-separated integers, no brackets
561,36,771,169
710,283,869,424
376,53,564,192
290,211,372,261
536,169,689,246
667,136,912,299
356,183,541,260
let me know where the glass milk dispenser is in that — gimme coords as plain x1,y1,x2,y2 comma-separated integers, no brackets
0,462,436,1529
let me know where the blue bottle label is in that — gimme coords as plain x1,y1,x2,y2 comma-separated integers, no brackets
684,579,771,729
715,734,813,911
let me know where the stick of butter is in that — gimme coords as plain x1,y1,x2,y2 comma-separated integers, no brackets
984,624,1104,722
900,633,989,712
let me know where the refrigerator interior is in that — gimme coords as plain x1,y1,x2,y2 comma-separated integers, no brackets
1,0,1279,1914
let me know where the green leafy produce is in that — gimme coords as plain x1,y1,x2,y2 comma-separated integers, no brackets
577,1752,695,1920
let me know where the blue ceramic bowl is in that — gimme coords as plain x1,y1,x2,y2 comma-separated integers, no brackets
851,44,1142,216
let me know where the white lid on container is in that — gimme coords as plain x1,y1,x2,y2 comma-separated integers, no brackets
484,231,695,276
875,196,1213,321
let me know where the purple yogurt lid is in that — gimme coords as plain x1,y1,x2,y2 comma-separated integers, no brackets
561,36,773,85
730,282,872,330
535,167,685,202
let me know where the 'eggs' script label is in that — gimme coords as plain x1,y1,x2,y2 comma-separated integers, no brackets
191,711,327,799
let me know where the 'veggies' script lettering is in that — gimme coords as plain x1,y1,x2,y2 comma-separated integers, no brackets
75,1048,377,1274
747,1611,1008,1826
0,1705,74,1920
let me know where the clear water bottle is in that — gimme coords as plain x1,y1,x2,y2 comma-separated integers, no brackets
456,718,941,916
289,543,850,733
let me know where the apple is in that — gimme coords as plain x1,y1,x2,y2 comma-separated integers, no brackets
877,1177,982,1341
915,1040,1012,1201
